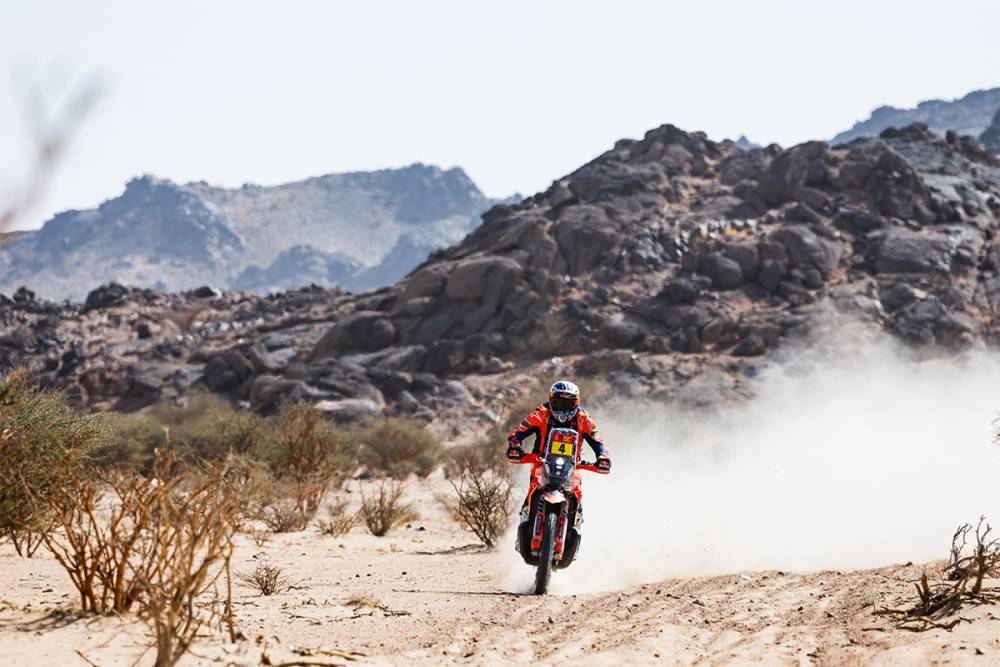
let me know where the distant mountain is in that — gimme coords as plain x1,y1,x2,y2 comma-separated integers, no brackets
832,88,1000,145
0,164,516,300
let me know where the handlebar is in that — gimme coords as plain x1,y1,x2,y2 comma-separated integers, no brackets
516,452,604,473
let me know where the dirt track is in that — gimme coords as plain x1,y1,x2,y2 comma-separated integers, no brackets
2,477,1000,665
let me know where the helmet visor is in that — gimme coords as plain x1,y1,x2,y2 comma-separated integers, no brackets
550,395,579,413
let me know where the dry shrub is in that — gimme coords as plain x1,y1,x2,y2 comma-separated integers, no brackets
360,481,417,537
446,456,512,548
264,402,352,518
256,497,313,533
876,516,1000,631
36,454,240,666
136,467,240,666
317,498,359,537
356,418,441,479
236,564,289,596
0,371,105,555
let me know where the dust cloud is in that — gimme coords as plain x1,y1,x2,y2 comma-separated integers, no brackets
502,322,1000,594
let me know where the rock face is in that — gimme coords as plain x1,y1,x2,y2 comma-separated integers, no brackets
980,108,1000,154
1,164,517,300
833,88,1000,145
5,120,1000,424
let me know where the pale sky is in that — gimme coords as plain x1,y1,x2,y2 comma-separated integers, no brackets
2,0,1000,230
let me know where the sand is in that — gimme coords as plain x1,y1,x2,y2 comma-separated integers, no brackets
2,474,999,666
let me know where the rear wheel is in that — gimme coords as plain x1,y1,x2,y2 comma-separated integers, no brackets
533,510,558,595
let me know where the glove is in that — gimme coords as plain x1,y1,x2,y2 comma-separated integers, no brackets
596,455,612,473
506,444,525,462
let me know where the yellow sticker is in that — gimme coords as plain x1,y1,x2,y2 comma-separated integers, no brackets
550,434,575,457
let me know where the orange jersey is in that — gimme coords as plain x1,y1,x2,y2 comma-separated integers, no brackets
507,403,608,459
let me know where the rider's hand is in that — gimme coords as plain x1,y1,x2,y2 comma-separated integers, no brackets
596,455,612,473
506,444,525,462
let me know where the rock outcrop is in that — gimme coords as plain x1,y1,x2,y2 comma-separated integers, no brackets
5,120,1000,424
980,108,1000,154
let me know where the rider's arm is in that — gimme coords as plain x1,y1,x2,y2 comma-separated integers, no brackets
579,413,609,458
507,411,543,457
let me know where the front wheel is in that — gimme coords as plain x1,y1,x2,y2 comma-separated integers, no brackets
533,510,558,595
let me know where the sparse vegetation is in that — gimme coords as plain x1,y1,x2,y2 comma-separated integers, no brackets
32,452,240,666
255,496,313,533
445,457,513,548
317,498,360,537
360,481,417,537
237,564,290,596
875,516,1000,631
356,418,441,478
0,372,106,556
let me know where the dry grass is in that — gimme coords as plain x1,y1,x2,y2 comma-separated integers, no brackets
236,564,289,596
360,481,417,537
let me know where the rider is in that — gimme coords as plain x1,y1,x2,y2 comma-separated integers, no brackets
506,380,611,470
506,380,611,565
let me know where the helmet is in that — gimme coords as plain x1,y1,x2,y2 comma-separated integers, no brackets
548,380,580,423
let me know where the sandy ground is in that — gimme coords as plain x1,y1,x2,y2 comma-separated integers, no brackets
3,475,1000,666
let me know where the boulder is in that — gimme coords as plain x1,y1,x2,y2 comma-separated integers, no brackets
203,350,254,391
601,317,645,347
553,205,618,275
658,277,704,305
757,141,827,206
733,333,766,356
767,225,841,276
872,229,953,274
697,252,743,290
83,283,129,312
720,242,760,280
892,298,976,347
311,311,396,359
444,256,523,302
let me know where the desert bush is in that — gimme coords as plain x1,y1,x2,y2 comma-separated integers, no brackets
35,454,240,666
445,456,513,548
236,564,289,596
256,497,313,533
135,464,240,667
97,391,276,470
316,498,360,537
360,481,417,537
261,402,353,515
356,418,441,478
0,372,105,553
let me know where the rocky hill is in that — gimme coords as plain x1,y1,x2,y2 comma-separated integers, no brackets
980,109,1000,154
832,88,1000,145
3,122,1000,425
0,164,510,301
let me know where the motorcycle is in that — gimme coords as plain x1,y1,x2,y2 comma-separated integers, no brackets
514,426,605,595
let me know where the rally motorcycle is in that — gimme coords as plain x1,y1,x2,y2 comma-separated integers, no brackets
515,427,604,595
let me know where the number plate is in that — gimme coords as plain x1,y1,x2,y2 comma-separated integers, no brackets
549,432,576,457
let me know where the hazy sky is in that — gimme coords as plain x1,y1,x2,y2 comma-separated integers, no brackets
2,0,1000,230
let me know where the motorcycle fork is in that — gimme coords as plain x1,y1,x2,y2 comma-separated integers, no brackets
531,501,569,558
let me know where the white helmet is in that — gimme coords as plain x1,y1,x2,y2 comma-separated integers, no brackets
548,380,580,423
